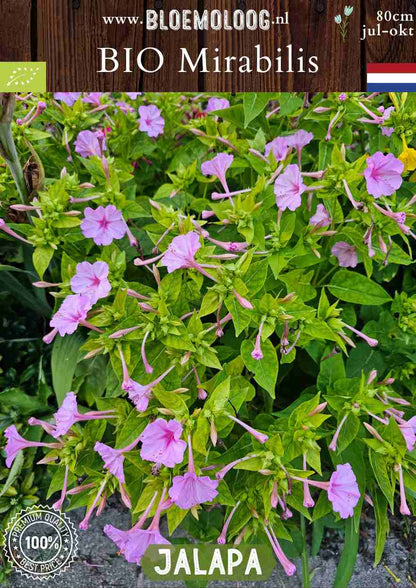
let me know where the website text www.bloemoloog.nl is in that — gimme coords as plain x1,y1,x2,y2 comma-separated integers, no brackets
102,10,288,31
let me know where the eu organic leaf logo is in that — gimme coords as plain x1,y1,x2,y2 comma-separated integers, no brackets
7,66,41,88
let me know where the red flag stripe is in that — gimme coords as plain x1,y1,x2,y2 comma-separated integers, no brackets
367,63,416,74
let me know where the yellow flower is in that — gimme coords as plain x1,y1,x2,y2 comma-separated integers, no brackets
399,147,416,172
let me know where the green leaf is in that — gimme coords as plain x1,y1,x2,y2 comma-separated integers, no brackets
373,490,389,566
116,409,147,447
205,377,230,414
0,451,24,497
225,295,252,336
245,258,269,295
243,93,272,127
336,412,360,453
369,451,394,509
51,332,85,404
199,290,221,317
167,504,188,535
33,246,54,279
152,387,189,419
329,270,392,306
241,339,278,398
193,416,210,455
213,104,244,127
313,491,332,521
317,353,345,392
279,93,304,116
332,517,360,588
281,269,316,302
0,388,45,414
0,271,51,317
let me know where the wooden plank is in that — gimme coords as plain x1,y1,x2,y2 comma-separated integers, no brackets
203,0,363,92
20,0,416,91
37,0,145,91
0,0,32,62
142,0,200,91
290,0,363,91
364,0,416,66
203,0,283,92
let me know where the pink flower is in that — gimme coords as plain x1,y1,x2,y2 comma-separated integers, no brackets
286,129,313,152
292,464,360,519
206,236,248,253
264,524,296,577
161,232,202,273
216,454,259,480
265,137,289,161
108,525,170,564
94,437,141,484
364,152,404,198
327,464,360,518
141,330,154,374
79,478,107,530
74,130,105,158
302,454,315,508
81,205,127,246
52,392,115,437
398,421,416,451
372,201,406,226
287,130,313,165
50,294,93,336
206,97,230,112
4,425,60,468
232,290,253,310
169,472,219,509
70,261,111,304
381,127,394,137
217,501,240,544
116,101,135,114
28,417,56,435
378,106,394,122
104,489,170,564
292,463,360,519
53,466,69,511
251,322,264,360
343,323,378,347
398,463,411,516
126,92,141,99
408,416,416,432
82,92,104,106
201,153,234,193
329,415,347,452
331,242,358,268
274,164,307,211
138,105,165,138
120,348,175,411
54,92,81,106
310,203,331,227
140,419,187,468
168,435,218,509
227,414,268,444
0,219,32,245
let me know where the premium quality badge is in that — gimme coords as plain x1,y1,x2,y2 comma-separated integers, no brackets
3,505,77,581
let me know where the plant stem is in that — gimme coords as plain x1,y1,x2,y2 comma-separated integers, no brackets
301,514,311,588
0,94,29,207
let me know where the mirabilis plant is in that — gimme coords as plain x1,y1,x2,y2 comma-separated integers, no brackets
1,91,416,585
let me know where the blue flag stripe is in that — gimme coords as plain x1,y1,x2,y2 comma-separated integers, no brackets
367,83,416,91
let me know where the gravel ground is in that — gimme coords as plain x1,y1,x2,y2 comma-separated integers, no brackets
8,503,415,588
